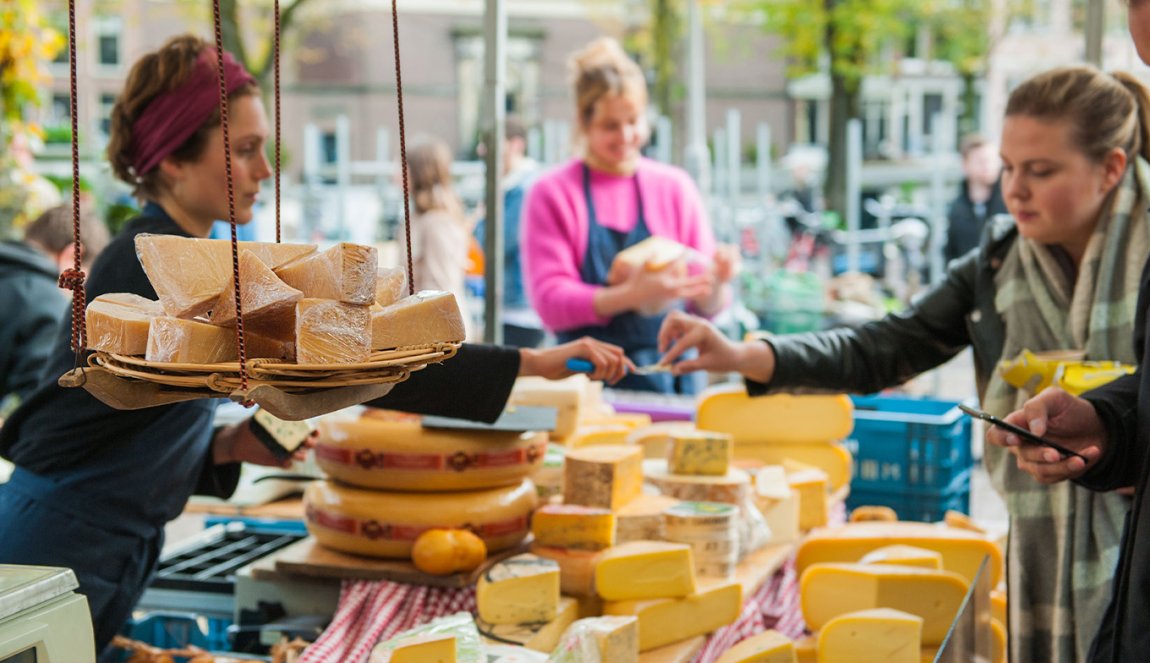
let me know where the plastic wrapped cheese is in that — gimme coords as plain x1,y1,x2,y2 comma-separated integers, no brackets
375,266,408,308
304,478,538,558
145,317,292,364
275,242,377,305
371,290,466,350
85,293,163,355
369,612,483,663
135,234,315,318
208,250,302,338
295,299,371,364
548,616,639,663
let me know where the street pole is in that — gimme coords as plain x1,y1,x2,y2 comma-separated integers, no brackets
1085,0,1105,67
684,0,711,195
482,0,506,345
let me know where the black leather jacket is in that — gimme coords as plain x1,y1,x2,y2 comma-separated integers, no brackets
748,219,1018,400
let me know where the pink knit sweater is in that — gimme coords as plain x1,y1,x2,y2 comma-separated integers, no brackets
522,157,717,333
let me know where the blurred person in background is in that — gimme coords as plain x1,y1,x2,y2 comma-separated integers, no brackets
945,133,1008,263
522,36,738,394
0,202,109,416
401,136,474,339
474,117,545,348
659,65,1150,663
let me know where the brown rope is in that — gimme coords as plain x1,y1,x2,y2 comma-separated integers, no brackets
392,0,414,296
274,0,282,244
63,0,87,362
213,0,248,390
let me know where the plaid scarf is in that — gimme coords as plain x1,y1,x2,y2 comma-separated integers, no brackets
982,158,1150,663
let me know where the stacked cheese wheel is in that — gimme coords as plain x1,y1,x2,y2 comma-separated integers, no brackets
303,415,544,559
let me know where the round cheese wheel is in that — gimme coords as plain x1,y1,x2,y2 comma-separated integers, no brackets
305,478,538,559
643,460,751,504
315,417,547,491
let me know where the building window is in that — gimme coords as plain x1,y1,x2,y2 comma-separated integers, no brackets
95,16,122,68
454,33,542,154
50,93,71,125
99,93,116,137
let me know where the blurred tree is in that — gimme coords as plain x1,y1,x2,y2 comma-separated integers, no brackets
0,0,65,237
626,0,685,119
176,0,319,89
746,0,917,215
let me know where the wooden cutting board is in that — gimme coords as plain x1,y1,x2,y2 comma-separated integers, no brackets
262,536,529,588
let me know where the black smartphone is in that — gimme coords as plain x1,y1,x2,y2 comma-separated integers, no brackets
958,403,1088,462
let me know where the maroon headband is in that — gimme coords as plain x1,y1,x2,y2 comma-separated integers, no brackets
130,49,256,177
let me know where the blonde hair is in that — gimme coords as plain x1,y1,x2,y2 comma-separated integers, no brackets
405,137,463,220
1006,65,1150,165
568,37,648,131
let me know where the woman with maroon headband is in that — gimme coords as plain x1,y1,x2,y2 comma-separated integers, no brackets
0,35,628,656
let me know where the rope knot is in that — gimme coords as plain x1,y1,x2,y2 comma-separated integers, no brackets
59,268,86,291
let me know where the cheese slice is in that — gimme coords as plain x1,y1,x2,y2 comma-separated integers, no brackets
549,616,639,663
794,634,817,663
644,461,751,504
135,234,314,318
754,466,800,545
859,545,943,570
315,417,546,491
800,562,968,645
145,316,290,364
715,630,797,663
477,596,577,652
531,505,616,551
274,241,377,305
594,541,696,601
668,430,733,476
603,580,742,651
734,443,852,491
376,266,408,308
371,290,466,350
85,293,163,355
788,468,829,531
816,608,922,663
387,634,456,663
796,521,1004,586
295,298,371,364
304,479,537,558
564,445,643,510
696,385,854,444
476,554,561,625
529,543,601,597
208,249,302,337
509,375,593,440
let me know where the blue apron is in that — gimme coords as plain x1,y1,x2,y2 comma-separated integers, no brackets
556,164,702,394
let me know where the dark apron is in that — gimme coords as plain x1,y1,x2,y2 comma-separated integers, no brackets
556,164,702,394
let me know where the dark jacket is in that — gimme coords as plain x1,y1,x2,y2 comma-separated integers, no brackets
1078,256,1150,663
748,219,1017,401
945,179,1008,264
0,240,67,409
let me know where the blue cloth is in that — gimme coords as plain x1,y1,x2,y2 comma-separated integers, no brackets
555,164,701,394
474,174,534,309
210,219,257,241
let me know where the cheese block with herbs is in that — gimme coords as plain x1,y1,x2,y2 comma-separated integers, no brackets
315,417,546,491
304,478,537,558
564,445,643,510
476,553,561,625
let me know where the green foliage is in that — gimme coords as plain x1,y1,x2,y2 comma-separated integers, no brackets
104,201,139,237
625,0,685,117
42,125,73,145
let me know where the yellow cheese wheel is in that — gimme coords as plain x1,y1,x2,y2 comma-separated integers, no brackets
642,460,751,504
315,417,547,491
796,522,1004,587
304,478,538,559
696,384,854,444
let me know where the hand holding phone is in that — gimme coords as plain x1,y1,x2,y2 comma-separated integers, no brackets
958,403,1089,462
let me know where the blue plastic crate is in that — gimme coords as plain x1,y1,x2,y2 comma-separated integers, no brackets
120,611,232,656
847,469,971,522
845,394,974,493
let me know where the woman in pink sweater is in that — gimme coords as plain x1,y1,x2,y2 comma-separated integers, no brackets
522,37,738,393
